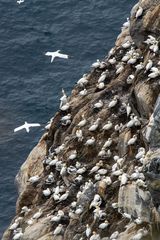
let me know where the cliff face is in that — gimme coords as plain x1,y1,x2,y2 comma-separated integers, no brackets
3,0,160,239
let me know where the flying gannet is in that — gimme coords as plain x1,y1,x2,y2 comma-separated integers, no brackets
17,0,24,4
45,50,69,62
14,121,41,133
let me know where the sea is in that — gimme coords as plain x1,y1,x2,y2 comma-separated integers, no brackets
0,0,137,237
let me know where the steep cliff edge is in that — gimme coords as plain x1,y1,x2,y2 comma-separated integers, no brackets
3,0,160,239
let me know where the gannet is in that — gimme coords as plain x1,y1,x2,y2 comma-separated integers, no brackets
108,96,118,108
98,71,107,83
76,167,86,174
103,176,112,185
77,114,87,127
85,137,95,146
9,219,19,230
51,210,64,223
98,168,107,175
76,129,83,141
134,217,143,225
103,138,112,148
123,212,132,219
150,43,159,53
122,17,130,28
55,144,65,155
131,228,148,240
13,231,23,240
79,88,88,96
28,175,40,184
17,0,24,4
89,118,101,131
148,67,160,78
135,147,145,160
127,56,138,64
45,50,68,62
89,232,101,240
127,135,137,145
43,188,52,197
110,231,119,239
93,206,106,220
86,224,91,238
96,82,105,89
98,148,106,157
77,74,88,86
135,6,143,19
126,74,135,84
14,121,41,133
45,172,55,184
135,62,144,71
119,173,128,186
89,194,102,208
60,88,68,106
53,224,63,235
94,100,103,109
89,161,103,174
145,59,153,72
27,218,34,225
116,63,124,75
112,169,123,176
122,40,131,49
136,179,147,188
99,220,109,229
91,59,101,68
108,57,116,64
102,120,112,130
33,209,42,219
94,173,101,181
20,206,31,214
68,150,77,160
112,202,118,208
58,191,69,202
60,102,70,111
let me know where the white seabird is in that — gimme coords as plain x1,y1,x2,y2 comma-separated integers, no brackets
14,121,41,133
145,59,153,72
86,224,91,238
45,50,69,63
94,100,103,109
53,224,63,235
135,6,143,19
108,96,118,108
85,137,95,146
98,220,109,229
127,135,137,145
77,114,87,127
17,0,24,4
28,175,40,184
126,74,135,84
102,120,113,130
88,118,101,132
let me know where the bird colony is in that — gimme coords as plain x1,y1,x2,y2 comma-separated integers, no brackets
6,1,160,240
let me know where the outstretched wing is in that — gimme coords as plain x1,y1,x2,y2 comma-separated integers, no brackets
28,123,41,127
57,53,69,59
14,125,25,132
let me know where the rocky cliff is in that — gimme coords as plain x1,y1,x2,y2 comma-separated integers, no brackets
2,0,160,239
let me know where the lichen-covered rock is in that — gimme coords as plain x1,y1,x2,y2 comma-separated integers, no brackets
2,0,160,239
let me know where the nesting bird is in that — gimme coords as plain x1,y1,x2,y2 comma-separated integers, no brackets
89,118,101,131
94,100,104,109
127,135,137,145
108,96,118,108
85,137,96,146
135,6,143,19
102,120,113,130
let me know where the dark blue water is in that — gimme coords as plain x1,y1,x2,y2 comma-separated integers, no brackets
0,0,137,236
